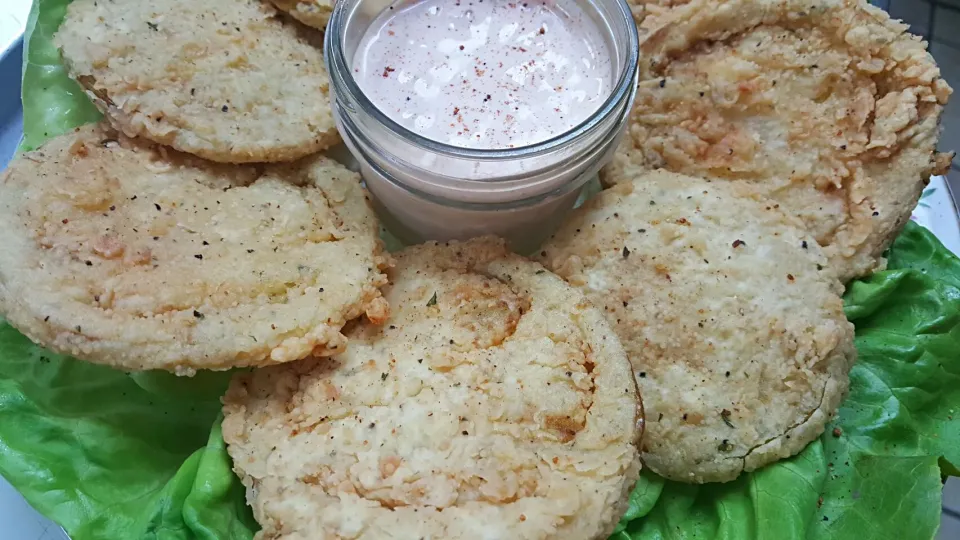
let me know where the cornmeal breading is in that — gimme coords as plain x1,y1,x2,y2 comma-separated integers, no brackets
539,170,856,483
267,0,335,31
55,0,339,163
223,238,642,539
0,124,389,374
605,0,953,282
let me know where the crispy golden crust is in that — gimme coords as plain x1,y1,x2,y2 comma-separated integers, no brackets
223,238,642,540
266,0,334,30
621,0,675,26
605,0,953,282
55,0,339,163
539,170,856,483
0,124,389,374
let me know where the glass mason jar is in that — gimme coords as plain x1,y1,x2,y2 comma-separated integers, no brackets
324,0,639,253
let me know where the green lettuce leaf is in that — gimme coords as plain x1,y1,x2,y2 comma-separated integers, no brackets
20,0,100,151
3,0,958,538
0,320,256,540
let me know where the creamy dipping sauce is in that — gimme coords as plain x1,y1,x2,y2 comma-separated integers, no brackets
353,0,613,149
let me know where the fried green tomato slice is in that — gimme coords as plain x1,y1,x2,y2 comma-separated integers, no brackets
605,0,953,282
224,238,643,539
56,0,340,163
539,170,857,483
0,124,390,374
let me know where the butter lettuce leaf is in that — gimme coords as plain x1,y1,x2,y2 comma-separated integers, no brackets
3,0,959,538
20,0,100,151
0,320,255,540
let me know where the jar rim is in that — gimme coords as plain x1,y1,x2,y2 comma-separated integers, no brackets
324,0,640,161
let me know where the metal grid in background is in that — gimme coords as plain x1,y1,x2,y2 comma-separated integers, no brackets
872,0,960,45
925,0,960,176
871,0,960,177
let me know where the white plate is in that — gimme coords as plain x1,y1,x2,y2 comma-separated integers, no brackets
0,0,29,54
912,176,960,257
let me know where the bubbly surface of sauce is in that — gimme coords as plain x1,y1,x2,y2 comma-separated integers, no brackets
353,0,613,149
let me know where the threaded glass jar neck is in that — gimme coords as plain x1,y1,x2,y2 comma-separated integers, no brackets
323,0,639,249
326,0,639,163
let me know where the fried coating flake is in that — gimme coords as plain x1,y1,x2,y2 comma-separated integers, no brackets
223,238,642,540
266,0,335,31
55,0,339,163
0,124,389,375
539,170,857,483
606,0,953,282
